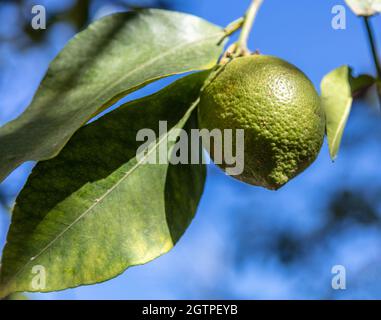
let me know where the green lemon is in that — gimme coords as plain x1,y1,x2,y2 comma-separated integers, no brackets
198,55,325,190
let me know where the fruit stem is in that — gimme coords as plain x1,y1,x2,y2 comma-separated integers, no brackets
237,0,264,53
363,16,381,109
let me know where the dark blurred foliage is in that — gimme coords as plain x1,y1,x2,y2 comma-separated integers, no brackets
0,0,176,49
0,192,5,209
0,188,8,211
231,188,381,266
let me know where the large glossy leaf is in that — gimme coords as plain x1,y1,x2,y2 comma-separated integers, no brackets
321,66,353,160
345,0,381,16
0,72,208,296
0,9,225,183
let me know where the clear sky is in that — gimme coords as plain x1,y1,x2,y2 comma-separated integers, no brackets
1,0,381,299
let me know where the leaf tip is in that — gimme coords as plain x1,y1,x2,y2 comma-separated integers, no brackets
329,151,338,162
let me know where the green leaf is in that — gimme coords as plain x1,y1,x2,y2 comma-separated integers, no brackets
349,73,376,96
321,66,353,160
3,293,28,300
345,0,381,16
0,9,225,183
0,71,208,296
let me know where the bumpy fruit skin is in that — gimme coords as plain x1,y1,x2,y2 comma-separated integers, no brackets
198,55,325,190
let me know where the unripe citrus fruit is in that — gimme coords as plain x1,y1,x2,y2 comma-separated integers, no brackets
198,55,325,190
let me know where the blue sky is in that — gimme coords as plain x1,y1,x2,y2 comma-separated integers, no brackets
1,0,381,299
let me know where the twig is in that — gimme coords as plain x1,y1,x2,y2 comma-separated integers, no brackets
237,0,264,53
363,16,381,109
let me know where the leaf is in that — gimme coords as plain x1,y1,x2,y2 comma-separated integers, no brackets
321,66,353,160
345,0,381,16
3,293,28,300
349,73,376,97
0,9,225,183
0,71,208,296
